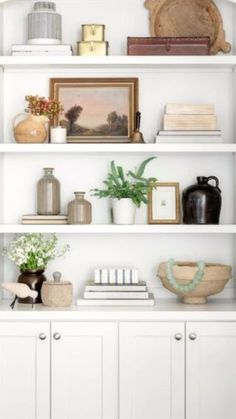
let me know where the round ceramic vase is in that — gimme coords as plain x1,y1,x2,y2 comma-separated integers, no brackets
67,192,92,224
17,270,46,304
14,114,48,144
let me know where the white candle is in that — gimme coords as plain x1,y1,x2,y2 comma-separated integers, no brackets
50,126,67,144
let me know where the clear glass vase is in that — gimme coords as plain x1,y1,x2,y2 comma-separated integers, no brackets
37,168,61,215
67,192,92,224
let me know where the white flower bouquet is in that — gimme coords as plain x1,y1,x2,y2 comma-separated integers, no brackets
4,233,70,272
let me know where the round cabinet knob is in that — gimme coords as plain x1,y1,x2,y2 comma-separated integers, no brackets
39,333,47,341
53,332,61,341
189,333,197,341
175,333,183,341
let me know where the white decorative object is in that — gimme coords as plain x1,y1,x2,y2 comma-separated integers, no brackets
50,126,67,143
112,198,136,225
101,269,108,284
2,283,38,309
93,268,139,284
28,2,62,45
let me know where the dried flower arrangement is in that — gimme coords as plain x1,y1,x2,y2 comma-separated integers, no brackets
25,95,64,120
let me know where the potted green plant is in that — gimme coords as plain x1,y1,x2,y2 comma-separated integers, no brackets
4,233,70,304
91,157,157,225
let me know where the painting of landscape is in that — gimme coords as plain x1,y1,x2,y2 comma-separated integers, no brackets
58,85,131,141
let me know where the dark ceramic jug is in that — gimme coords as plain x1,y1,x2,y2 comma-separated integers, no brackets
17,270,46,304
182,176,222,224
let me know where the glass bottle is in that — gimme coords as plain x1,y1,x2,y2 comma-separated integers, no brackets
37,168,61,215
67,192,92,224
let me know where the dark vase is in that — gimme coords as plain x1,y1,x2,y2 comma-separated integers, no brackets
182,176,222,224
17,270,47,304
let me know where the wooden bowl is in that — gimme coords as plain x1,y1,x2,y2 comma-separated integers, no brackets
145,0,231,54
158,262,232,304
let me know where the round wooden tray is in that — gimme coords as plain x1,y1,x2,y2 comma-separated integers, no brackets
145,0,231,54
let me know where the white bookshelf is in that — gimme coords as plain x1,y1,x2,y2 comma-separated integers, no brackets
1,224,235,234
0,143,236,153
1,55,236,69
0,0,236,300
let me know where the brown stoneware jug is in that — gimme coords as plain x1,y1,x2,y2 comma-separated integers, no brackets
182,176,222,224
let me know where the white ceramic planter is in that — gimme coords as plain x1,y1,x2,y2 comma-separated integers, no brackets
112,198,136,225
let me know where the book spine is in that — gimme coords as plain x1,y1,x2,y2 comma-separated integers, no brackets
83,291,149,299
166,104,214,115
163,115,217,131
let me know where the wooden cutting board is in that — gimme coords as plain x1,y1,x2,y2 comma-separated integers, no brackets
145,0,231,54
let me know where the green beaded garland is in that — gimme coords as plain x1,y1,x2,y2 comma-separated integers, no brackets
166,259,205,293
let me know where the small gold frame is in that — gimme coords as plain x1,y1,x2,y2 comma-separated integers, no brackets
148,182,180,224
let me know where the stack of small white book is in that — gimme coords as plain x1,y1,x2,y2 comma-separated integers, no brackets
77,268,155,306
11,44,73,56
21,215,68,225
156,104,222,143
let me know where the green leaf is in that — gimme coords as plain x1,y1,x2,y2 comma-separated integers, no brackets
111,160,118,178
136,157,156,178
117,166,125,182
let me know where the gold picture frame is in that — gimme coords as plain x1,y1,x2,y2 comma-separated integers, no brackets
50,78,138,143
148,182,180,224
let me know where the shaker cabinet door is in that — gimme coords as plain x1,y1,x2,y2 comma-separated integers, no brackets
119,322,185,419
0,322,50,419
186,322,236,419
51,322,118,419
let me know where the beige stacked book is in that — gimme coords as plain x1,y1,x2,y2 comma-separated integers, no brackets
156,104,222,143
77,280,155,306
22,215,68,225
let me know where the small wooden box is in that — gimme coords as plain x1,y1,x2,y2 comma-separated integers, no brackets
82,24,105,42
77,41,109,56
127,37,210,56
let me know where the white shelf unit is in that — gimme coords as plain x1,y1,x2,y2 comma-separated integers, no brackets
1,224,235,234
0,143,236,153
0,0,236,301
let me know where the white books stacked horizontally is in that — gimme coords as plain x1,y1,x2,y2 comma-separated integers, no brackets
156,130,222,143
21,215,68,225
11,44,73,56
77,280,155,306
156,104,222,144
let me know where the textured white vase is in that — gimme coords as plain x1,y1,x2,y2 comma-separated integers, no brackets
28,2,62,45
112,198,136,225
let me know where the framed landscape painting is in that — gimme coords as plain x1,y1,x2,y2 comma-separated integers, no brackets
50,78,138,143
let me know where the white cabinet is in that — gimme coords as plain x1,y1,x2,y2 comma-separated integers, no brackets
119,322,185,419
1,319,236,419
186,322,236,419
51,322,118,419
0,322,50,419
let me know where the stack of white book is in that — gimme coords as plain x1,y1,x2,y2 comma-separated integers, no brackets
156,104,222,143
21,215,68,225
77,268,155,306
11,44,73,56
